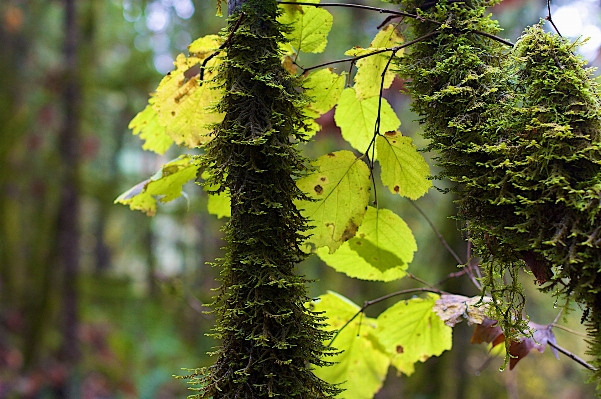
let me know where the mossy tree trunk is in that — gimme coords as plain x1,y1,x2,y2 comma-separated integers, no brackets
195,0,339,397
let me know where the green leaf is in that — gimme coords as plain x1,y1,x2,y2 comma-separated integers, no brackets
279,5,333,53
304,68,347,115
376,294,452,376
346,25,403,100
316,207,416,281
129,103,174,155
115,155,200,216
201,171,231,219
376,131,432,200
207,192,231,219
296,151,370,252
334,88,400,153
312,292,390,399
153,35,225,148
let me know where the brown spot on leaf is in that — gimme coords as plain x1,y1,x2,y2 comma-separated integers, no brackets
314,185,323,194
385,131,396,136
393,185,400,193
340,222,359,242
327,152,336,157
396,345,404,353
171,111,176,116
320,177,327,182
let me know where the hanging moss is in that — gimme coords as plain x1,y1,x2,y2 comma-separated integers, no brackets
476,25,601,382
187,1,340,397
396,0,528,334
399,0,601,383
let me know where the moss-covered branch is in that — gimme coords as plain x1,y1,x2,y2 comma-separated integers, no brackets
189,0,340,397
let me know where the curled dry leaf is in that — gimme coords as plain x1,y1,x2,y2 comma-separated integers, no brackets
433,294,490,327
470,317,559,370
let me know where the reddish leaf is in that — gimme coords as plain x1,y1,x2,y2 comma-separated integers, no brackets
470,317,504,347
508,322,559,369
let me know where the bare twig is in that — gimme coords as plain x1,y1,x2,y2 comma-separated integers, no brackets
199,12,246,83
546,0,562,37
551,323,589,338
406,199,465,267
548,341,596,371
327,287,445,346
302,31,439,74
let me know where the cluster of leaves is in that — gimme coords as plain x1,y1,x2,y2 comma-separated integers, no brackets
397,0,601,382
115,0,601,396
116,0,444,395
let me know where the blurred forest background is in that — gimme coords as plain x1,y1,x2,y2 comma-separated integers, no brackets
2,0,601,398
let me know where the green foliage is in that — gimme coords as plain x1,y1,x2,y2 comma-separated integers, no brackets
129,101,174,155
334,88,400,153
376,131,431,200
312,292,390,399
279,2,333,53
346,25,403,100
316,206,416,282
376,293,453,375
153,36,224,148
115,155,200,216
312,291,453,396
304,68,347,114
296,150,371,253
116,0,601,394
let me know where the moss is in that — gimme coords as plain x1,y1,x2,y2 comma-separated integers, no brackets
188,1,340,397
396,0,528,336
400,4,601,385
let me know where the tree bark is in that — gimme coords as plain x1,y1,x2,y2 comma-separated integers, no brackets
57,0,81,369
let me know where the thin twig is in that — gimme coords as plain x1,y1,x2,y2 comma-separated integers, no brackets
552,308,563,325
327,287,445,346
546,0,562,37
547,341,596,370
406,199,465,267
364,45,402,205
302,31,439,74
551,324,589,338
199,12,246,82
278,1,417,17
278,1,513,47
407,273,438,290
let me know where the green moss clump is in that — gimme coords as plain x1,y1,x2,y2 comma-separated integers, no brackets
188,0,340,397
396,0,528,335
475,25,601,382
400,1,601,384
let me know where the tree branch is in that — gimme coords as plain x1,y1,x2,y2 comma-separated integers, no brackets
302,31,439,73
548,341,596,371
278,1,514,47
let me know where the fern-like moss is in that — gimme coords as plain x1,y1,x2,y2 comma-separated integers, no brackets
400,2,601,384
482,25,601,383
396,0,529,336
189,1,340,397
